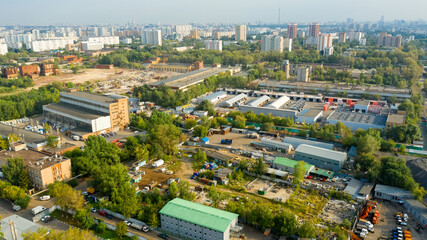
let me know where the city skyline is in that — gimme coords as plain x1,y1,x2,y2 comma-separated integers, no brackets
1,0,426,25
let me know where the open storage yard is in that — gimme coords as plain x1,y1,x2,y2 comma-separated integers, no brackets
365,199,427,240
319,199,356,225
246,179,293,202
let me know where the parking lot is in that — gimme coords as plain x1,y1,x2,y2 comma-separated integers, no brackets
366,199,427,240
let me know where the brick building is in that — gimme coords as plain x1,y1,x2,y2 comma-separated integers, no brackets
20,65,40,78
2,67,19,79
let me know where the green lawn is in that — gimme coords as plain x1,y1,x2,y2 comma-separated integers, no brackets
50,209,80,226
95,229,132,240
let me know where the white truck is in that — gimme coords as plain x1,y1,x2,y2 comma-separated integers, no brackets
152,159,164,168
130,222,150,232
31,206,46,215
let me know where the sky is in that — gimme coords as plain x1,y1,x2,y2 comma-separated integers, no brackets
1,0,426,25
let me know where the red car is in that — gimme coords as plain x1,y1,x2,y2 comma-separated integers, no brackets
98,210,107,216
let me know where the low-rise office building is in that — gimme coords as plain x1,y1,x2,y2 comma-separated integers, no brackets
160,198,239,240
273,157,314,175
386,113,405,130
0,149,72,189
294,144,347,171
326,110,387,131
43,90,129,139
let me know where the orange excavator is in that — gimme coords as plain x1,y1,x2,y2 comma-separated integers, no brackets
359,200,377,219
341,227,362,240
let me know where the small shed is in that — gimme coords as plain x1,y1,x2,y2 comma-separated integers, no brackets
201,137,210,144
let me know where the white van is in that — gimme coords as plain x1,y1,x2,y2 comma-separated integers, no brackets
40,195,50,201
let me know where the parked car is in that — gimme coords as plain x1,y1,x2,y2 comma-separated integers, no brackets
124,220,132,226
98,210,107,216
40,195,50,201
41,215,53,223
106,214,113,219
158,233,169,239
90,208,97,213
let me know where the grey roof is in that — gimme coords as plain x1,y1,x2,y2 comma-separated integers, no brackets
343,178,364,198
200,91,227,101
355,100,371,106
359,183,374,196
60,91,118,104
327,111,387,126
0,214,41,240
374,184,413,198
43,102,109,120
222,93,247,106
267,95,290,109
0,123,46,144
248,95,270,107
259,138,292,149
405,198,427,220
282,137,334,150
295,144,347,162
297,108,323,118
386,113,405,124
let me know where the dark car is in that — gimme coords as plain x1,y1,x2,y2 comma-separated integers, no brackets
98,210,107,216
41,215,53,223
158,233,169,239
106,214,114,219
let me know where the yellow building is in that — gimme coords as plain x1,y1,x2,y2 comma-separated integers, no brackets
148,63,194,73
0,149,72,189
386,113,406,130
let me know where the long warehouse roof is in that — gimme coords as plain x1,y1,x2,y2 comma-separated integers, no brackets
248,95,270,107
295,144,347,162
267,95,290,109
223,93,247,106
159,198,238,233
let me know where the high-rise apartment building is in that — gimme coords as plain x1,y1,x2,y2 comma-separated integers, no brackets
338,32,347,43
141,30,162,46
317,33,333,52
261,35,283,52
204,40,222,51
377,33,402,48
0,44,7,55
175,25,192,37
287,23,298,39
297,67,310,82
235,25,247,42
283,38,292,52
308,23,320,37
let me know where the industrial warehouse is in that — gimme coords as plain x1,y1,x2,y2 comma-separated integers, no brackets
194,89,405,132
43,90,130,139
160,198,240,240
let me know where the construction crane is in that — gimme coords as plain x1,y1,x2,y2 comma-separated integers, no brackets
341,227,362,240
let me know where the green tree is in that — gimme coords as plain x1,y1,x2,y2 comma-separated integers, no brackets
74,209,95,229
193,125,208,138
261,122,275,132
293,161,306,185
297,222,316,238
252,158,267,176
43,123,50,138
22,227,98,240
147,212,159,227
178,181,196,200
232,115,246,129
48,182,85,212
46,135,60,152
115,221,128,239
413,187,427,202
272,211,299,236
168,182,179,199
183,119,197,129
2,157,26,186
149,124,181,156
18,169,32,190
357,134,380,154
95,222,107,233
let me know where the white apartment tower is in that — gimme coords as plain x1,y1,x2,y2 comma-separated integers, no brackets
141,30,162,46
204,40,222,51
235,25,247,42
261,35,283,52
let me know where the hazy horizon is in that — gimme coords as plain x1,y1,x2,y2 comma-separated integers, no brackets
2,0,426,25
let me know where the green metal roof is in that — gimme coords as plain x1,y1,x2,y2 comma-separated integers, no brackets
310,168,335,178
273,157,314,172
159,198,238,232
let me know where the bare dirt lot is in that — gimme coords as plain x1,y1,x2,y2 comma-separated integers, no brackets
366,199,427,240
207,132,258,150
246,179,293,202
319,199,356,225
